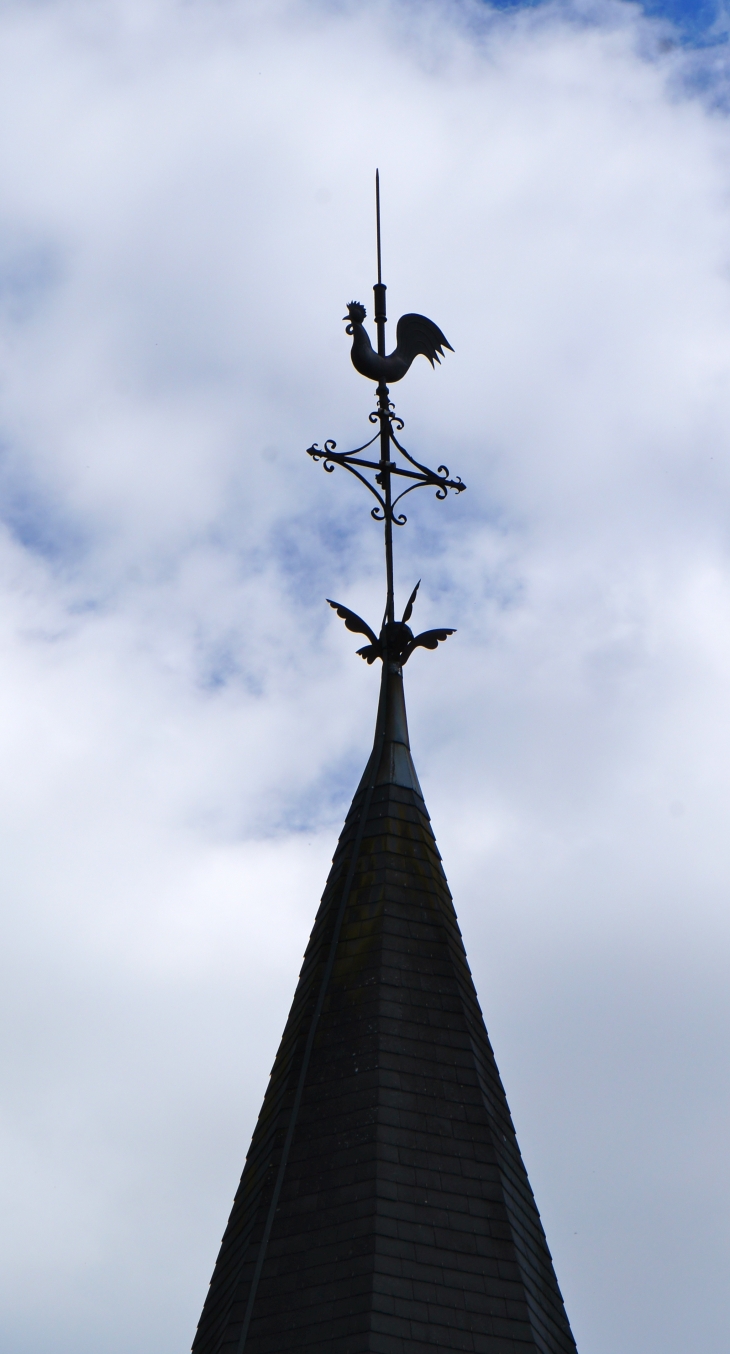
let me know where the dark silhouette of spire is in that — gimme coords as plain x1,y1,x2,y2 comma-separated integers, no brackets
192,663,577,1354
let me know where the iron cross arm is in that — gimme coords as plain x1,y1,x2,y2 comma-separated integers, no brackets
306,421,465,527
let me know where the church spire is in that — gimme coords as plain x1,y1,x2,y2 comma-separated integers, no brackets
191,174,578,1354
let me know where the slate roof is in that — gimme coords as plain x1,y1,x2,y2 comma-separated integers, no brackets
192,664,578,1354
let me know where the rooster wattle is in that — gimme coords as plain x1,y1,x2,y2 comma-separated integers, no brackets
344,301,453,384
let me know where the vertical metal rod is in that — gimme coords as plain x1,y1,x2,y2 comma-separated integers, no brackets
378,381,395,626
374,172,394,625
373,171,387,359
376,169,382,285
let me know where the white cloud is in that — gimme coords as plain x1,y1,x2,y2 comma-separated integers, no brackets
0,1,729,1350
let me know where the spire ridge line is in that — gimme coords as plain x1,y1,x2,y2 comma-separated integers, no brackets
230,667,392,1354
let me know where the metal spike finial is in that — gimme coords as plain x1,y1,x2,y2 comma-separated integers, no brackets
306,172,464,649
375,168,382,286
373,170,387,358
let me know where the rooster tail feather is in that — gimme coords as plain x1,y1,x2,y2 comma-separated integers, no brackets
395,313,453,369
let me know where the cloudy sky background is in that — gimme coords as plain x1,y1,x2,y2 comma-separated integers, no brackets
0,0,729,1350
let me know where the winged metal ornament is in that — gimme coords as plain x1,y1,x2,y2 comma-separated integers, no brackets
326,600,378,648
327,582,455,667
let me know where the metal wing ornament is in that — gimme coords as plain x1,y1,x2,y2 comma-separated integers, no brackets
326,600,378,647
403,628,456,659
328,588,455,668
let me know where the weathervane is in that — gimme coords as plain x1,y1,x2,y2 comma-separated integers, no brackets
307,169,465,667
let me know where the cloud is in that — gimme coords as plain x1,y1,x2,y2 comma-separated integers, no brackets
0,1,729,1351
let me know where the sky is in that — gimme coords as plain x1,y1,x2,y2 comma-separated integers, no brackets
0,0,729,1351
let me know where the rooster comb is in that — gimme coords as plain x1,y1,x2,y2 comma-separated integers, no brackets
346,301,367,323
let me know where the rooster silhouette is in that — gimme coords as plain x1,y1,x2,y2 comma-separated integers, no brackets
344,302,453,384
327,582,455,666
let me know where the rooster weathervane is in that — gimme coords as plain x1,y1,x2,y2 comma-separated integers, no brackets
306,170,465,666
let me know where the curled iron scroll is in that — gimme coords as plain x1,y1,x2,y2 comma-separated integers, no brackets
305,398,465,528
